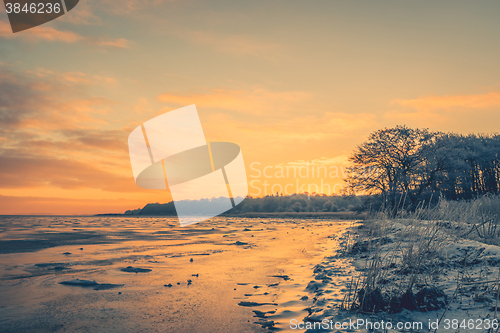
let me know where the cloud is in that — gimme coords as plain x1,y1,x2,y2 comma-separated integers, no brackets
0,151,134,192
0,81,112,132
0,65,122,135
384,109,448,124
19,128,129,154
387,91,500,125
24,69,116,85
0,21,129,47
203,111,377,144
58,1,102,25
96,37,129,48
0,21,82,42
57,72,117,85
59,128,129,151
275,112,378,141
158,87,312,115
286,155,350,167
393,92,500,111
180,30,282,58
0,68,51,127
97,0,178,15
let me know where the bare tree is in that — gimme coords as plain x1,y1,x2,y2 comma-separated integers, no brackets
345,126,436,211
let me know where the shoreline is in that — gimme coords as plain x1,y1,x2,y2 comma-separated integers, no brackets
96,211,367,220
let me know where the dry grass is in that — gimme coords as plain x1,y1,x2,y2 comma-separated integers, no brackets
344,195,500,313
416,194,500,245
342,221,445,311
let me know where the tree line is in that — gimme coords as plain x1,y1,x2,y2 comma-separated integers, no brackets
125,194,364,215
346,125,500,212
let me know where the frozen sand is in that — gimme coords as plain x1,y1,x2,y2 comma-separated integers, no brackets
0,216,354,332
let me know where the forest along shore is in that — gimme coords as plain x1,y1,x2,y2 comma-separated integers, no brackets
310,198,500,333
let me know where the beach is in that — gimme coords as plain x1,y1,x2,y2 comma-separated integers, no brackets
0,216,356,332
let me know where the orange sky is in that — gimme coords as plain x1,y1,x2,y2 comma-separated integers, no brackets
1,0,500,214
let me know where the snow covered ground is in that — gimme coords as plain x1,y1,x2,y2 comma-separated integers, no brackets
304,218,500,332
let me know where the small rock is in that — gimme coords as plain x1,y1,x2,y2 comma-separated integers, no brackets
120,266,152,273
60,279,97,286
252,310,266,318
52,266,67,271
238,301,277,307
270,275,290,281
260,321,274,329
306,280,324,292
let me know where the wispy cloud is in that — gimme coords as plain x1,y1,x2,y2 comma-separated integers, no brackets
387,91,500,125
393,92,500,111
0,21,129,48
58,1,102,25
0,21,82,42
0,153,133,191
158,87,311,114
95,37,129,48
273,112,378,141
97,0,180,15
286,155,350,167
384,109,448,125
203,111,377,144
180,30,282,58
0,67,51,127
57,72,117,85
24,69,117,85
0,66,118,132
